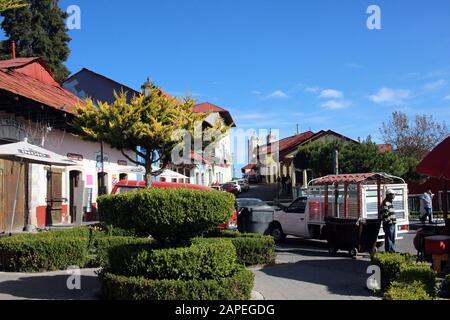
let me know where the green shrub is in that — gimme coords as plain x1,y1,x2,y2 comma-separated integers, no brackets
89,236,154,268
398,263,436,297
441,274,450,298
107,239,237,280
384,281,433,300
98,188,235,245
0,237,88,272
196,232,275,266
0,227,153,271
371,252,414,291
100,267,254,300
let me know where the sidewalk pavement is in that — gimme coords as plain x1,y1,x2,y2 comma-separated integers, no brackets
0,269,100,300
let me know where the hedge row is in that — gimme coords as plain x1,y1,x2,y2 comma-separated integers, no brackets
0,237,88,272
384,281,433,300
99,267,254,300
107,240,237,280
98,188,236,245
199,230,275,266
0,227,153,272
441,274,450,298
371,252,437,299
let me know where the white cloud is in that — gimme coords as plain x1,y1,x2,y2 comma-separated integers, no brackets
424,79,447,91
251,90,261,95
444,95,450,101
321,100,352,110
305,86,320,94
369,88,412,105
265,90,290,99
320,89,344,99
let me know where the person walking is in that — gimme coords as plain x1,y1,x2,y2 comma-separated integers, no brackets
281,175,286,193
286,175,292,195
421,189,434,224
380,189,397,253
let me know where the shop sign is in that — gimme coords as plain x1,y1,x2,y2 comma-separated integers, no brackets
117,160,127,166
67,153,84,161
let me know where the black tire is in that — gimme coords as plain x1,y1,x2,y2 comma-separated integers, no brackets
328,247,338,255
270,225,286,243
349,248,358,257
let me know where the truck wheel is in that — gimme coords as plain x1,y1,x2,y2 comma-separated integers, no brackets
271,225,286,243
328,247,338,255
349,248,358,257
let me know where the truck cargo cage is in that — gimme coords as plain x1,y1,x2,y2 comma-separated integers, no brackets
307,173,407,256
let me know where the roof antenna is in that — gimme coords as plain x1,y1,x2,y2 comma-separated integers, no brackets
296,124,299,134
12,40,16,59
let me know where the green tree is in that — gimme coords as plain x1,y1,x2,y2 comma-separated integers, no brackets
294,138,420,182
0,0,27,12
72,83,211,187
1,0,71,82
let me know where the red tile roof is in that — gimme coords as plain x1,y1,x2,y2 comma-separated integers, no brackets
193,102,236,127
262,131,315,154
193,102,227,113
377,144,393,153
0,58,83,113
242,164,257,171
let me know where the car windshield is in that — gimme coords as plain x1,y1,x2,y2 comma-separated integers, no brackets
116,187,140,194
237,199,266,207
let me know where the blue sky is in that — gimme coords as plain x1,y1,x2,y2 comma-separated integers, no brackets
4,0,450,176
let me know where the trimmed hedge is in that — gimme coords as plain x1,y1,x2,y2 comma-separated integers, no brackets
107,239,237,280
98,188,236,244
100,267,254,300
371,252,414,291
89,236,154,268
384,281,433,300
0,227,153,272
198,231,275,266
398,263,437,297
0,236,88,272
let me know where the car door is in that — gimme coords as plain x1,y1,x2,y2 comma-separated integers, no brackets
283,197,308,237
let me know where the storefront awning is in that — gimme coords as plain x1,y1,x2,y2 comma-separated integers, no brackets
0,139,76,166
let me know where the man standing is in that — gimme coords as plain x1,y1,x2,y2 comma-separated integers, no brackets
421,189,434,224
380,189,397,253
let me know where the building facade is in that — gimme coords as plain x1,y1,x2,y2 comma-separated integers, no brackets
0,58,140,232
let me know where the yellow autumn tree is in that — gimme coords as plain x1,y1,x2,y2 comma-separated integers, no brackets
0,0,27,12
72,82,211,187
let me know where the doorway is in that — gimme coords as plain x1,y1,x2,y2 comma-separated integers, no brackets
69,170,82,223
46,170,63,226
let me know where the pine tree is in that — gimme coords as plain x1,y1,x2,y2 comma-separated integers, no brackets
0,0,71,82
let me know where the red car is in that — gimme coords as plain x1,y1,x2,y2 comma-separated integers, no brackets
111,180,237,230
221,183,239,195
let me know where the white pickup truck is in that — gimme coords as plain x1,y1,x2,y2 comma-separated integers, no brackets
269,173,410,248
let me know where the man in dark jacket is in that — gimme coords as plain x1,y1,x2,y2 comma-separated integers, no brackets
380,189,397,253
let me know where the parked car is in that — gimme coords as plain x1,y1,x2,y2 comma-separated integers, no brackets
111,180,238,230
211,185,223,191
228,180,242,193
236,179,250,192
236,198,273,213
244,174,258,184
222,183,239,195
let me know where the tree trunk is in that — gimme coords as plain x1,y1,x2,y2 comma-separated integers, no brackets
145,166,153,188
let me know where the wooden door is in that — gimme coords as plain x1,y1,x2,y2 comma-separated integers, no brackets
47,171,63,225
2,160,25,232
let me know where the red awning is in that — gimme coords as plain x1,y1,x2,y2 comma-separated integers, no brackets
310,173,400,185
417,136,450,180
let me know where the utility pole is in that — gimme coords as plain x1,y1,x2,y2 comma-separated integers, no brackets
296,124,299,135
333,149,339,175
